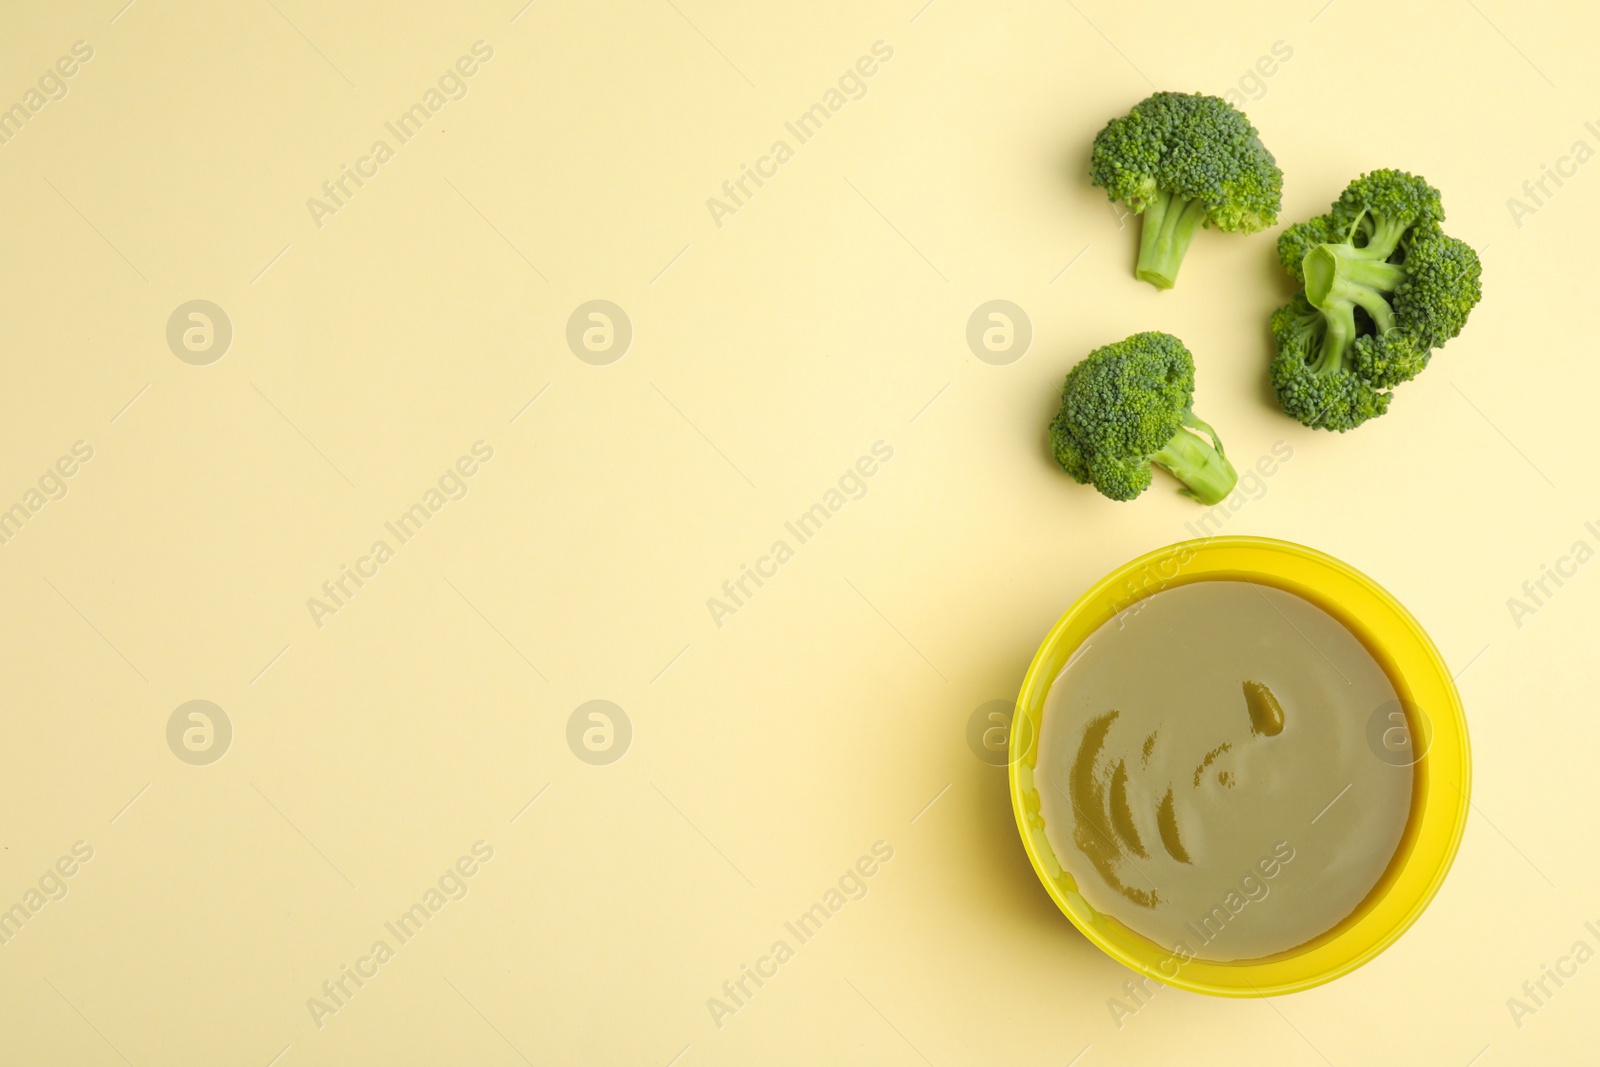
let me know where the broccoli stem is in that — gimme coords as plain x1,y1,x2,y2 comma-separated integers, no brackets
1311,301,1357,375
1345,211,1411,260
1136,193,1210,289
1151,418,1237,505
1303,244,1406,368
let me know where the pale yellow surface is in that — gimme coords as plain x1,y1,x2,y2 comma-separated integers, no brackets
0,1,1592,1064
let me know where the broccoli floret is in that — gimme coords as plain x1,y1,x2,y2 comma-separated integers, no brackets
1269,296,1391,431
1090,92,1283,290
1049,332,1238,504
1270,169,1483,431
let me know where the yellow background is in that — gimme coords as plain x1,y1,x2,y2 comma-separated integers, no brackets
0,0,1591,1063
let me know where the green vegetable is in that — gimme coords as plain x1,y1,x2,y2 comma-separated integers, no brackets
1271,169,1483,431
1049,332,1238,504
1090,92,1283,290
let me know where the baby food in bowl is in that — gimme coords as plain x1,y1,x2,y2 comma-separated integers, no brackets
1009,538,1469,996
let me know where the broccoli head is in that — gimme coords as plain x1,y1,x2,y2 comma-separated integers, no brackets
1049,332,1238,504
1090,92,1283,290
1270,169,1483,431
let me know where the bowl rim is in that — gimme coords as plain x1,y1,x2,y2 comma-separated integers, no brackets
1007,535,1471,997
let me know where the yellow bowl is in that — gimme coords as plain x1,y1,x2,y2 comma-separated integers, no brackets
1008,536,1469,996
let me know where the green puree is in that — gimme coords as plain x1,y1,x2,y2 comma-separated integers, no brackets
1036,580,1413,962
